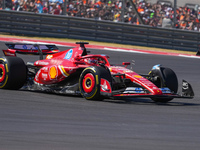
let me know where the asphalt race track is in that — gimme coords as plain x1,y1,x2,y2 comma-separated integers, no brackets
0,41,200,150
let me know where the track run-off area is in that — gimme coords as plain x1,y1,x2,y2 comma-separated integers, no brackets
0,36,200,150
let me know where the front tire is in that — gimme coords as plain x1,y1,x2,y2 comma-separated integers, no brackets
0,57,27,90
149,67,178,103
79,66,112,100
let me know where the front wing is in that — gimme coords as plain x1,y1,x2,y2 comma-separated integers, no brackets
111,80,194,99
112,93,193,99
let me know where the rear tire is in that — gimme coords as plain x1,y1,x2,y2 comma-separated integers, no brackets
0,57,27,90
150,67,178,103
79,66,112,100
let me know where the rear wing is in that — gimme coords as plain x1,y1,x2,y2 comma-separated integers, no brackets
3,43,60,57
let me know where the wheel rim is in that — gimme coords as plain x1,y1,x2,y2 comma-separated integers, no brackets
0,64,5,82
82,73,95,93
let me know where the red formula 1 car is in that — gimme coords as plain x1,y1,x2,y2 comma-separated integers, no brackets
0,42,194,102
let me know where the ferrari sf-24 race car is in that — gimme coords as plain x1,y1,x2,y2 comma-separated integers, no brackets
0,42,194,103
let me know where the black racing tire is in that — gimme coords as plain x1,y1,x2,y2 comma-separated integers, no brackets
151,67,178,103
79,66,112,100
0,56,27,90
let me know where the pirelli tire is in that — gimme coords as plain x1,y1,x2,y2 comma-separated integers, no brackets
0,56,27,90
79,66,112,101
150,67,178,103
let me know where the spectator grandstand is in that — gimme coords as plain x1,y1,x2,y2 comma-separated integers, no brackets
0,0,200,31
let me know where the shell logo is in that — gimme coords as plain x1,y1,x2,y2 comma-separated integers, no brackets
134,75,142,78
49,66,57,79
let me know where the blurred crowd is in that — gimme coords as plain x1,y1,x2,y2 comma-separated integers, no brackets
1,0,200,31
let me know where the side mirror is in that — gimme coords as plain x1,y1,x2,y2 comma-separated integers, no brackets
122,62,130,68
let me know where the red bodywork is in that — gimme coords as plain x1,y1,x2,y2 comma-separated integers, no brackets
2,42,194,99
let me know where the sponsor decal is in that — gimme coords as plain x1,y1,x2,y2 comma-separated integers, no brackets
46,55,53,59
43,67,48,72
123,87,145,93
160,88,171,93
183,81,188,90
50,59,63,65
35,61,49,66
4,51,16,56
42,73,48,80
49,66,58,79
134,75,142,78
100,78,111,93
23,45,27,49
34,45,38,49
109,66,129,72
101,81,108,91
64,49,73,59
123,70,133,73
52,50,59,52
152,64,160,70
135,87,142,93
